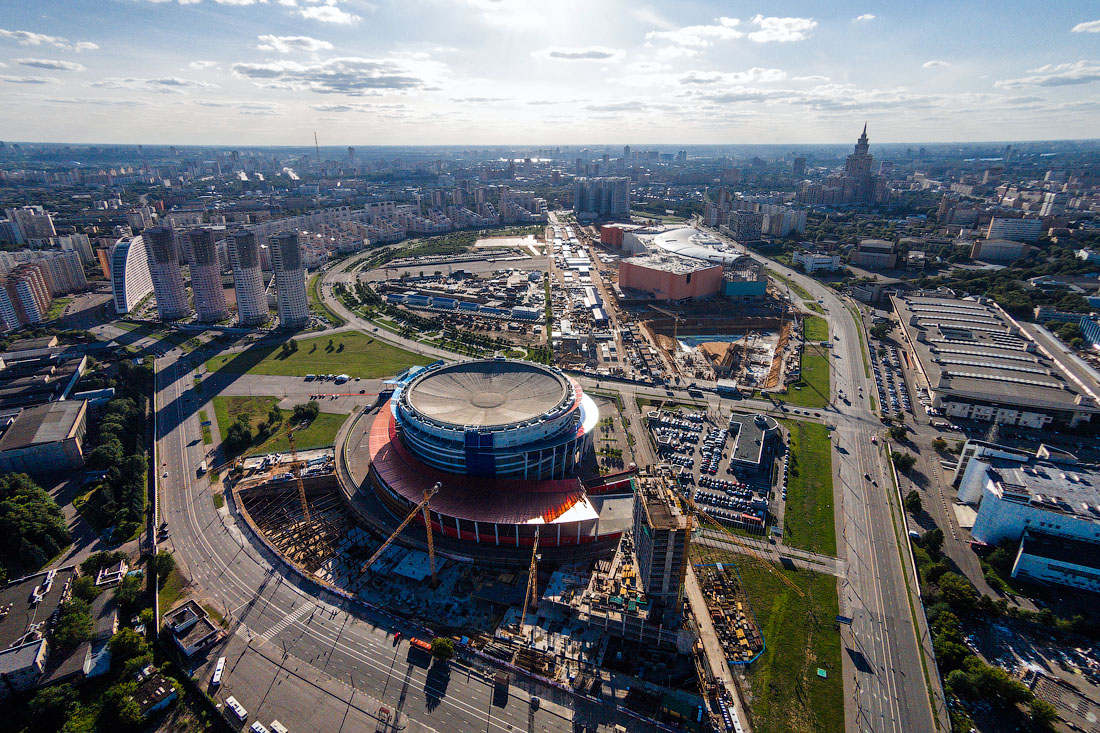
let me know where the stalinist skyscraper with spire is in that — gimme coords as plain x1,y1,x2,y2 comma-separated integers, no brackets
797,123,888,206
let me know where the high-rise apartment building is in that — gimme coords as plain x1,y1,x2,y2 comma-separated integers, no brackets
985,217,1043,242
110,236,154,315
0,265,53,330
632,479,691,613
4,206,56,244
732,210,764,241
269,232,309,329
227,231,268,327
573,177,630,218
143,227,190,320
186,228,229,323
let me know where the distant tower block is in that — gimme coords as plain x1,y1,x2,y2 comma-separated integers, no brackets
143,226,189,320
228,231,268,327
270,231,309,329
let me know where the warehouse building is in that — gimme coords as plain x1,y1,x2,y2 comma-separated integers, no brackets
619,253,723,301
0,400,88,473
892,293,1100,427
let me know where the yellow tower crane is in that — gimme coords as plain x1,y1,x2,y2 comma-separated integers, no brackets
361,482,441,586
517,526,540,634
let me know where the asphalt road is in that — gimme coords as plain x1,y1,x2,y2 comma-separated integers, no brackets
726,239,948,733
155,348,663,731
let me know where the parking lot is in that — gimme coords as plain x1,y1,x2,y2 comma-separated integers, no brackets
647,408,772,532
871,343,913,419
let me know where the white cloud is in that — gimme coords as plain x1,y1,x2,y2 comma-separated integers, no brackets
231,56,439,94
0,28,98,51
300,3,359,24
257,34,334,52
994,60,1100,88
89,76,218,93
1071,19,1100,33
922,60,949,68
851,14,875,23
195,99,285,114
646,17,742,48
747,15,817,43
0,74,57,84
189,60,220,70
679,68,787,85
15,58,86,71
534,46,624,62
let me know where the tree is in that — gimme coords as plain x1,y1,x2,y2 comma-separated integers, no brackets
27,684,78,733
99,682,143,732
931,437,947,452
888,425,907,442
71,575,100,603
114,574,144,611
292,401,320,424
870,322,890,339
0,473,70,576
1028,698,1058,730
109,628,151,666
923,527,945,558
891,451,916,472
904,490,922,515
430,636,455,662
939,572,979,615
150,550,175,581
53,598,93,650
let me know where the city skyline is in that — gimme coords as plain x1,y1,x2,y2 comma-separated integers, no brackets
2,0,1100,145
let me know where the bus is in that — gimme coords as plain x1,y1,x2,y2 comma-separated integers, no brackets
211,656,225,686
410,637,432,652
197,460,208,477
225,696,248,721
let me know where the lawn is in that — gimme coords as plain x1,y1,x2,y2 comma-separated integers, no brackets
204,330,430,378
696,549,843,733
777,346,830,409
46,295,73,320
803,300,824,314
780,419,837,556
308,272,346,327
212,395,347,455
803,315,828,342
767,268,814,301
158,565,187,612
198,410,212,444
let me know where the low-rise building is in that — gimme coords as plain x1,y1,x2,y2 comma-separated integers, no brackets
970,238,1032,263
619,253,723,301
0,568,76,699
163,600,221,657
851,239,897,269
791,250,842,273
0,399,88,473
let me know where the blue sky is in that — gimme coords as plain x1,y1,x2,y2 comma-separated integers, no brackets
1,0,1099,145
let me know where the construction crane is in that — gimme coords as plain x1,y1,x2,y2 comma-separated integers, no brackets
693,505,804,597
648,303,685,343
361,482,441,585
516,527,540,644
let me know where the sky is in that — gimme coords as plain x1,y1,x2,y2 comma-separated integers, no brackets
1,0,1099,146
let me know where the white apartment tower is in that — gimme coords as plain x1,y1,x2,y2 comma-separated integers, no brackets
186,228,229,323
143,227,190,320
269,231,309,328
227,231,268,327
110,236,154,314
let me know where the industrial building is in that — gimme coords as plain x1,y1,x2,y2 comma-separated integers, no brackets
0,349,87,410
619,253,723,301
186,228,229,323
986,216,1043,242
270,231,309,328
227,230,268,327
366,359,620,550
892,293,1100,427
143,227,190,320
110,236,154,315
969,238,1033,263
0,400,88,473
954,440,1100,594
851,239,897,269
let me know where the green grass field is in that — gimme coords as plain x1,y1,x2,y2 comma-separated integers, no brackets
308,272,346,327
212,395,347,455
204,330,430,378
780,419,837,556
779,346,830,409
768,268,814,301
803,315,828,342
736,560,843,733
198,410,212,444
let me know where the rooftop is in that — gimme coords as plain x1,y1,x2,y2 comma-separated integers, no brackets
650,227,745,265
985,458,1100,524
404,360,570,428
0,568,76,651
1020,530,1100,571
623,252,719,275
892,294,1100,413
0,400,86,452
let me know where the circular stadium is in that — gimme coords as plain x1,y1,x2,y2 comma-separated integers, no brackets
363,359,628,550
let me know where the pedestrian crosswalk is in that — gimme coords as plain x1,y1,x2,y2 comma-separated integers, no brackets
257,603,314,644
